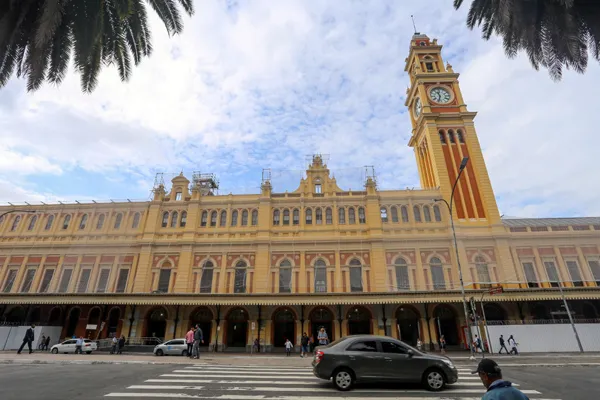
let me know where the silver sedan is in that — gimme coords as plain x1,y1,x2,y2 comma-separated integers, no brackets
153,338,189,356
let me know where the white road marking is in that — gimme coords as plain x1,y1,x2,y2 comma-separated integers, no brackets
146,379,322,385
161,374,314,380
122,384,527,392
106,392,545,398
173,369,313,375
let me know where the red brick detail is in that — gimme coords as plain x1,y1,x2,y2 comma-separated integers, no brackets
330,271,334,292
538,248,555,256
386,251,416,264
193,254,222,267
119,255,134,263
460,143,486,219
45,255,60,263
8,256,24,265
582,246,600,256
559,247,578,256
248,271,253,293
340,251,370,265
306,271,310,292
271,272,275,293
442,145,465,219
295,271,299,293
64,256,78,263
551,226,569,231
342,271,347,292
0,256,6,265
388,270,394,291
27,256,42,264
82,256,96,263
214,272,220,294
419,249,450,264
99,255,115,264
151,254,178,268
227,253,254,267
271,252,301,266
466,249,497,262
305,252,335,266
366,271,371,292
516,248,534,257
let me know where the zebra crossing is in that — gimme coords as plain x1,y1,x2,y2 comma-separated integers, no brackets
104,363,559,399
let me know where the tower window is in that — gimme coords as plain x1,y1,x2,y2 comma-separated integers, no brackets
273,210,280,226
315,184,322,194
419,41,426,46
448,130,456,144
425,62,434,72
380,207,388,223
175,192,182,201
439,130,446,144
457,129,465,143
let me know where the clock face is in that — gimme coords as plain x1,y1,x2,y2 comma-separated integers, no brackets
414,97,422,117
429,87,452,104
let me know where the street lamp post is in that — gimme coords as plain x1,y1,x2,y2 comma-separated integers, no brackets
434,156,476,360
0,209,38,225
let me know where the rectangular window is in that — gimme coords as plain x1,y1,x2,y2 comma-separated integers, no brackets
20,269,37,293
314,268,327,293
39,269,55,293
476,264,492,286
175,192,182,201
395,265,410,290
157,269,171,293
544,261,560,287
522,262,539,288
3,269,18,293
115,269,129,293
234,269,246,293
279,268,292,293
566,260,583,287
315,184,322,194
58,268,73,293
96,269,111,293
349,267,363,292
431,265,446,290
588,259,600,285
293,211,299,225
77,269,92,293
199,269,213,293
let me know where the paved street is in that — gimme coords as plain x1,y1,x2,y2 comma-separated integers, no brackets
1,361,597,400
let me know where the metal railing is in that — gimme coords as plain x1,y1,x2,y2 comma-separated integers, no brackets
486,318,600,326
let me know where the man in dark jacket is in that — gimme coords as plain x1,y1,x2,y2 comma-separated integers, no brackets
17,324,35,354
192,324,203,359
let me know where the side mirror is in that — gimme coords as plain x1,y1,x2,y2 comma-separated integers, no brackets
407,349,414,358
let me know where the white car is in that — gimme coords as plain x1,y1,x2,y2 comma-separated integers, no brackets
51,339,98,354
154,339,188,356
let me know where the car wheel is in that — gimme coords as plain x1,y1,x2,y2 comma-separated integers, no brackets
332,368,354,391
182,350,188,357
155,349,164,356
86,351,92,354
423,368,446,391
51,348,58,354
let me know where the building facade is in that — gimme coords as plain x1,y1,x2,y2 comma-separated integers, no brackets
1,34,600,352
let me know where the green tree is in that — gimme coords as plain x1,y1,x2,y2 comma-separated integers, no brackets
454,0,600,80
0,0,194,92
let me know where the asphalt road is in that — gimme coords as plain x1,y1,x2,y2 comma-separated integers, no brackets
0,362,598,399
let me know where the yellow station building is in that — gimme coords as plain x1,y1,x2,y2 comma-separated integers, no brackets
1,34,599,352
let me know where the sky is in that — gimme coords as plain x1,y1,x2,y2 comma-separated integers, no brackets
0,0,598,218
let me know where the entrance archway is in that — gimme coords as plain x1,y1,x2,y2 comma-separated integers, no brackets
48,307,62,326
146,307,168,340
107,308,121,338
4,306,25,324
483,303,507,322
434,304,459,346
190,307,213,347
347,306,372,335
532,303,550,320
86,307,101,339
272,308,296,347
226,308,248,348
309,307,333,345
66,307,81,338
26,307,41,325
396,306,420,346
583,302,598,319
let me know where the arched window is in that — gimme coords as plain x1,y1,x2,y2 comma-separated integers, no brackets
273,209,280,225
439,130,447,144
380,207,388,223
170,211,178,228
305,208,312,225
401,206,409,223
413,206,422,222
62,214,71,230
325,207,332,224
348,207,356,224
349,258,363,292
219,210,227,227
423,206,432,222
200,211,208,227
430,257,445,290
338,207,346,224
11,215,21,231
132,212,141,229
475,256,491,287
241,210,248,226
419,41,426,46
457,129,465,143
448,129,456,144
231,210,238,226
292,209,300,225
199,261,214,293
282,209,289,225
96,214,105,230
78,214,88,230
28,215,38,231
180,211,187,227
433,205,442,222
234,260,247,293
45,215,55,230
314,259,327,293
391,206,399,223
161,212,169,228
251,210,258,226
114,213,123,229
395,258,410,290
210,211,217,227
279,259,292,293
315,208,322,225
358,207,366,223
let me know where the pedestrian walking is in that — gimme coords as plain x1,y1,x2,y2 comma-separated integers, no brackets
317,327,329,346
474,335,484,353
44,336,51,351
508,335,519,355
17,324,35,354
472,358,530,399
285,338,293,356
193,324,203,359
38,334,46,350
75,336,84,354
300,332,309,358
498,335,510,354
185,327,195,358
417,338,422,351
117,336,126,354
440,335,446,354
110,336,118,354
253,338,259,353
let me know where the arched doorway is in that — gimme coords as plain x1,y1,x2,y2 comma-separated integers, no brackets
26,307,41,325
146,307,168,340
86,308,101,339
434,304,459,346
189,307,213,347
66,307,81,338
48,307,62,326
532,303,550,320
396,306,420,346
309,307,333,345
347,306,372,335
107,308,121,338
226,308,248,349
483,303,507,322
583,302,598,319
4,306,25,324
272,308,296,347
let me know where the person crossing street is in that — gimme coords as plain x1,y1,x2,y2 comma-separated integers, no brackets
192,324,203,359
473,358,530,399
17,324,35,354
498,335,510,354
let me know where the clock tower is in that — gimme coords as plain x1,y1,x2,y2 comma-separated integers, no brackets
405,33,500,224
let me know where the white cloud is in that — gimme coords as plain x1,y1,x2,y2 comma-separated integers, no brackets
0,0,598,217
